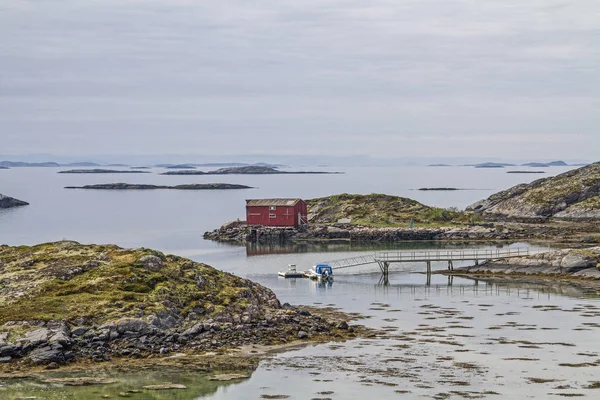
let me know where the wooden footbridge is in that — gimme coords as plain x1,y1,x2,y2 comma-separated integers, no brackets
323,247,546,277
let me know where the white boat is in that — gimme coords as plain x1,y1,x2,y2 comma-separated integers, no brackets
278,264,304,278
303,264,334,281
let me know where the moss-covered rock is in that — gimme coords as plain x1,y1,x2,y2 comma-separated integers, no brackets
0,242,356,368
467,163,600,220
0,241,277,325
306,193,468,226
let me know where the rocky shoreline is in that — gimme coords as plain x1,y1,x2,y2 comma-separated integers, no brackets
203,221,600,245
444,247,600,281
0,242,366,373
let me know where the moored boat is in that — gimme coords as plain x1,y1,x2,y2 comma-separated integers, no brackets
303,264,334,280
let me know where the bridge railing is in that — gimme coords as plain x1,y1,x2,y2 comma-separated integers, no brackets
323,254,377,269
373,247,538,262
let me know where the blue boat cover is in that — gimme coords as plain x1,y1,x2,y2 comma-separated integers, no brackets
315,264,333,275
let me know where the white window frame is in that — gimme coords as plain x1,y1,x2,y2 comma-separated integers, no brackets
269,206,277,210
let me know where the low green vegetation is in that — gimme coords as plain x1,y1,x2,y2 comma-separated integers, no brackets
0,242,269,325
306,194,473,227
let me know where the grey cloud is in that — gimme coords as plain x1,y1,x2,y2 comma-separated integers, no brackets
1,0,598,159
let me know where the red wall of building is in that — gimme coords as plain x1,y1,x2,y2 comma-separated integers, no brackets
246,201,307,227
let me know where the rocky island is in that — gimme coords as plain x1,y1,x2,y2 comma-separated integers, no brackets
474,162,515,168
162,166,339,175
522,160,568,167
418,187,462,191
205,164,600,245
65,183,253,190
0,242,362,372
59,169,150,174
467,162,600,220
0,193,29,209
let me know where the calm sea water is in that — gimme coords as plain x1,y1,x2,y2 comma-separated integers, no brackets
0,165,572,259
3,165,598,400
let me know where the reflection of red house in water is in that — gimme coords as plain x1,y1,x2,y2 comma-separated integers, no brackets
246,198,307,228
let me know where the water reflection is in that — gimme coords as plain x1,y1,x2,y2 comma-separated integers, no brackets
244,240,547,257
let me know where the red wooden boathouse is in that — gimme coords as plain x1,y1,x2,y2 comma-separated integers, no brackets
246,198,308,227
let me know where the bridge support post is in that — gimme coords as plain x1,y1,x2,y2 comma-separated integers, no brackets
448,260,454,271
378,262,390,277
426,261,431,275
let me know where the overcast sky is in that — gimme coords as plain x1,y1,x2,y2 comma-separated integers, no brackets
1,0,599,161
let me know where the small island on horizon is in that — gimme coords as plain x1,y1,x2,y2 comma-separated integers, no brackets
58,169,150,174
507,171,546,174
65,183,253,190
161,166,340,175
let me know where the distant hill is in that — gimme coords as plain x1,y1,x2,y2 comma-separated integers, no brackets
165,164,197,169
58,169,150,174
474,162,515,168
0,161,129,168
162,166,337,175
428,164,452,167
65,183,252,190
521,160,568,167
467,163,600,220
0,161,60,168
62,162,101,167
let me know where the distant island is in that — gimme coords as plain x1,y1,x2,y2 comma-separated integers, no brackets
65,183,253,190
130,166,151,169
418,187,461,191
427,164,452,167
0,161,132,168
507,171,546,174
474,162,515,168
521,160,567,167
0,166,8,170
155,162,285,168
165,164,197,169
161,166,339,175
0,161,61,168
0,193,29,209
58,169,150,174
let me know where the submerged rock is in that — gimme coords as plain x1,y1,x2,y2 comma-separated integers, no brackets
208,373,250,381
143,383,187,390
